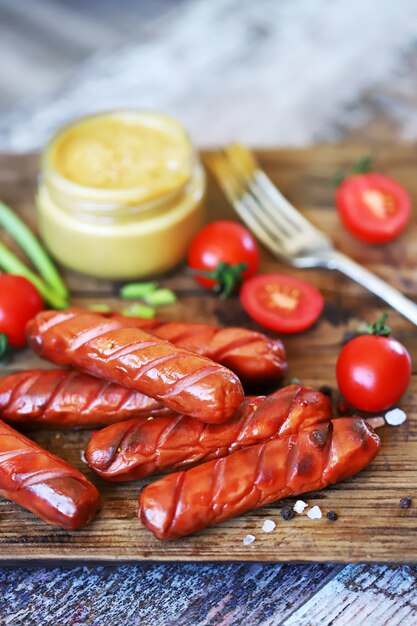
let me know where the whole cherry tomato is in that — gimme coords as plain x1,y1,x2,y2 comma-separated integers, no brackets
336,315,411,412
0,275,44,348
336,171,411,245
240,273,324,333
188,221,259,297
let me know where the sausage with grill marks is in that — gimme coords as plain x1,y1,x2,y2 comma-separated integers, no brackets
0,369,170,429
26,310,244,424
103,314,287,385
0,420,100,529
85,385,331,481
138,418,380,540
50,308,287,386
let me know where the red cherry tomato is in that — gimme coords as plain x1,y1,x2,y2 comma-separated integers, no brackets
336,173,411,244
188,221,259,291
336,334,411,412
240,274,324,333
0,275,44,348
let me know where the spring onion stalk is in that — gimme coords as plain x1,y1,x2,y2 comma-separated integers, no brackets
122,303,156,318
0,242,68,309
144,288,177,306
0,201,68,300
120,282,158,299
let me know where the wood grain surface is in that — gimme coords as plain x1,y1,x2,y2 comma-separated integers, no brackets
0,146,416,564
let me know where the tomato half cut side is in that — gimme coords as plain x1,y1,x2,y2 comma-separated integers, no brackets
240,274,324,334
336,173,411,245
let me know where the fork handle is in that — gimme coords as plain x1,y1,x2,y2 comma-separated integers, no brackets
327,251,417,326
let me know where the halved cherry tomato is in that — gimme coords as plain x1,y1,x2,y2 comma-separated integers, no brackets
240,274,324,333
188,221,259,296
0,274,44,348
336,333,411,412
336,172,411,244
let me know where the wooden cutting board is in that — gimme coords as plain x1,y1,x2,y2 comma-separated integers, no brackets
0,145,416,564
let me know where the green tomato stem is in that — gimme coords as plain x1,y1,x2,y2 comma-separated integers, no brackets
0,333,11,364
365,312,391,337
333,155,374,187
190,261,248,298
0,201,68,299
352,155,373,174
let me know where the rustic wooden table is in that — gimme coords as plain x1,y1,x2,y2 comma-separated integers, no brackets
0,148,416,623
0,1,417,623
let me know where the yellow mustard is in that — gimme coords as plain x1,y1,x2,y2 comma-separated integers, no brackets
36,111,205,279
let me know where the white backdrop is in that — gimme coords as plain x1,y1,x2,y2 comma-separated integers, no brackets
0,0,416,150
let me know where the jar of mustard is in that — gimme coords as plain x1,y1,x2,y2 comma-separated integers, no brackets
36,110,205,279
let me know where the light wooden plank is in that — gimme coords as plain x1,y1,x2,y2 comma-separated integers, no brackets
283,564,417,626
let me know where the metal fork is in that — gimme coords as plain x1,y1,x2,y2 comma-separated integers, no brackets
206,143,417,326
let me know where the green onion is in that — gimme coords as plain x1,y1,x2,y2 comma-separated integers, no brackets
144,288,177,306
0,242,68,309
120,282,158,299
88,303,112,313
0,201,69,300
122,303,156,318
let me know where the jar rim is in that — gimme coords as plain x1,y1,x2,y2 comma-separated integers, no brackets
42,109,196,204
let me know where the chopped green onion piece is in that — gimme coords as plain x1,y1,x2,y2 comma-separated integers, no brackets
0,242,68,309
0,201,69,300
88,303,112,312
120,282,158,299
0,333,11,364
144,288,177,306
122,303,156,318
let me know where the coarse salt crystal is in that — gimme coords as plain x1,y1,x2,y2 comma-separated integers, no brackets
307,505,322,520
80,450,87,464
243,534,256,546
385,408,407,426
293,500,308,514
365,416,386,429
262,519,276,533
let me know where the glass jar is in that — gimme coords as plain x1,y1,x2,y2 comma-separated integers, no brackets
36,110,205,279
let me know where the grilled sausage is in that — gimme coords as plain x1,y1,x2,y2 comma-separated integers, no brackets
85,385,332,481
43,308,287,386
139,418,380,539
0,420,99,529
104,314,287,385
0,369,170,429
26,310,244,424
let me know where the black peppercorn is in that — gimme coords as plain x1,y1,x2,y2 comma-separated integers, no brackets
319,385,332,398
326,510,338,521
400,497,412,509
281,506,295,521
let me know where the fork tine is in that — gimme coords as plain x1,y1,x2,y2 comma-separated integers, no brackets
224,145,298,238
225,144,324,238
206,152,289,256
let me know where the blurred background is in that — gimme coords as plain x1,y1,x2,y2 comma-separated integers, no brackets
0,0,417,150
